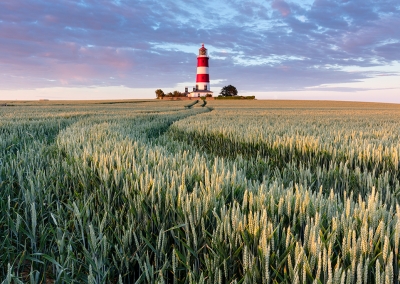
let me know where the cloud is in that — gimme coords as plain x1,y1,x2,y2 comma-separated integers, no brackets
375,41,400,61
0,0,399,95
271,0,291,17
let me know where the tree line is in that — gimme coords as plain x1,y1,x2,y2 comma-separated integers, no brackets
155,85,239,99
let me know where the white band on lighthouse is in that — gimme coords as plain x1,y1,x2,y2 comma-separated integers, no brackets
197,67,209,74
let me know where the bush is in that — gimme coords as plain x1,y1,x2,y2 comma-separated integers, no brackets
164,91,187,97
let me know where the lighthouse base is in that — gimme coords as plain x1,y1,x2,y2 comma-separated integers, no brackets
188,90,214,98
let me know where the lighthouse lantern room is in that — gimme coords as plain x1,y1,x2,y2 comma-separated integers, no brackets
188,44,213,98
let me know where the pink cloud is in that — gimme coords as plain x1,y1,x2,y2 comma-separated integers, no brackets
44,15,58,23
339,16,400,53
271,0,291,17
277,65,291,71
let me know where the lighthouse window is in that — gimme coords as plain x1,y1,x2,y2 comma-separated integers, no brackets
204,85,207,90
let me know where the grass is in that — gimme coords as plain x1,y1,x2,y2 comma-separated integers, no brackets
1,100,400,283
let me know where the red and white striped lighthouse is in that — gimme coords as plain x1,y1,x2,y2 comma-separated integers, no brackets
196,43,209,91
189,43,213,97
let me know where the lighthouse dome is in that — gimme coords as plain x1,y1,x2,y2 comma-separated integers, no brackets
199,43,207,56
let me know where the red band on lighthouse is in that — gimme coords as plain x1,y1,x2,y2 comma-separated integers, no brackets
196,74,209,82
197,57,209,67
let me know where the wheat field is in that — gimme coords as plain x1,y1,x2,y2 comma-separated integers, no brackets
1,100,400,283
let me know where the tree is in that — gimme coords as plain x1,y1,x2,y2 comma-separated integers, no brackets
155,89,165,99
220,85,238,96
173,90,182,97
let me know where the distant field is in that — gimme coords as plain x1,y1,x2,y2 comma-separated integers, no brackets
1,100,400,283
0,99,155,106
2,99,400,108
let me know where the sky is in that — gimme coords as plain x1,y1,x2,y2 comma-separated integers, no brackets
1,0,400,102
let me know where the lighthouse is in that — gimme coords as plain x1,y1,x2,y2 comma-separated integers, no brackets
188,44,213,98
